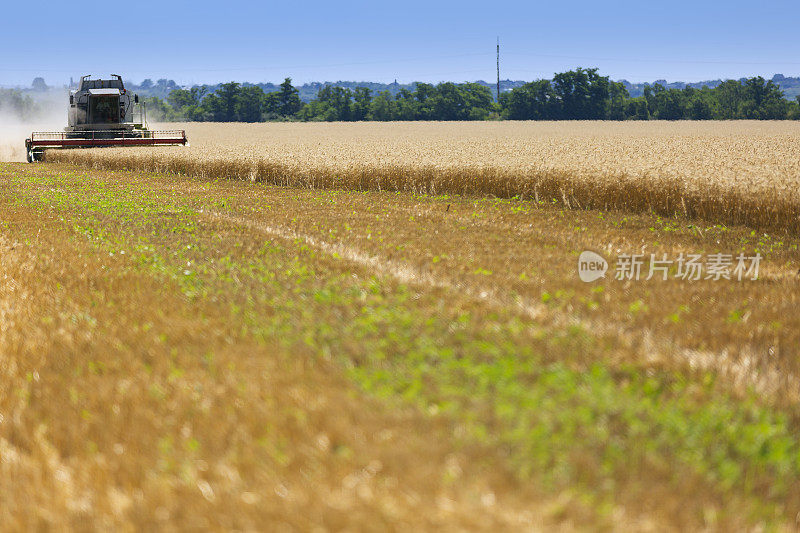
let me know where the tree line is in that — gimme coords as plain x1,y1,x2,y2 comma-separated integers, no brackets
5,68,800,123
152,69,800,122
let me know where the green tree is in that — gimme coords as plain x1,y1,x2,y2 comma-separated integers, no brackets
297,99,334,121
278,78,302,116
167,86,209,120
368,90,396,121
263,91,281,117
236,85,265,122
657,89,688,120
607,81,629,120
552,68,610,119
394,88,418,120
715,80,742,119
688,88,714,120
427,83,491,121
352,87,372,121
142,96,174,121
740,77,787,119
316,85,352,121
429,82,465,120
460,83,494,120
199,94,222,121
167,89,195,110
414,83,436,119
788,98,800,120
624,97,650,120
209,82,241,121
503,80,555,120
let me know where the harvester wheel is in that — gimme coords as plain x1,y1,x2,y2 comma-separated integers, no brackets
27,148,44,163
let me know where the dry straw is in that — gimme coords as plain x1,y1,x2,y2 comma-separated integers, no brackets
47,121,800,233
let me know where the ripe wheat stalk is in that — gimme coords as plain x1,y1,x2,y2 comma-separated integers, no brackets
47,121,800,233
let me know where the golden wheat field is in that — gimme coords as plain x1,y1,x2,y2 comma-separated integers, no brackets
48,121,800,232
4,120,800,530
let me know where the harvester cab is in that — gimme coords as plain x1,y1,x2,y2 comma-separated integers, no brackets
25,74,187,163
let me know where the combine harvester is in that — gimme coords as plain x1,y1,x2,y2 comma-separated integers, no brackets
25,75,187,163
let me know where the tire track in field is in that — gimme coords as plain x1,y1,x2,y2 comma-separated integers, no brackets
203,210,800,403
0,201,551,530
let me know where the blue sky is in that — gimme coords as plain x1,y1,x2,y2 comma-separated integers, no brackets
2,0,799,87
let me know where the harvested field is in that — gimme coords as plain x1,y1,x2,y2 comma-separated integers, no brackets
48,121,800,232
5,121,800,529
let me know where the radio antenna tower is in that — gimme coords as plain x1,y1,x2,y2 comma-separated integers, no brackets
496,37,500,102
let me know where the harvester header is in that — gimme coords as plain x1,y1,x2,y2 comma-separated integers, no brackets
25,74,187,162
